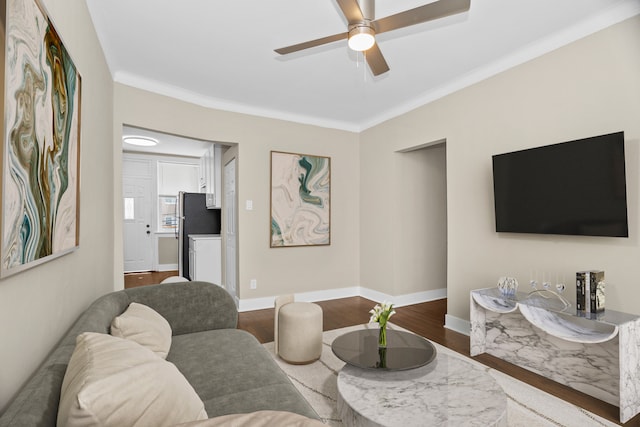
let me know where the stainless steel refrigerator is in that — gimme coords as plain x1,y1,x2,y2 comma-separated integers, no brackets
177,192,221,279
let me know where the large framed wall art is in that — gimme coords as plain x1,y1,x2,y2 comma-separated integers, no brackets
1,0,82,278
270,151,330,247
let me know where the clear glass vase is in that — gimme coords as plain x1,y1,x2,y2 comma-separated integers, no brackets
378,325,387,348
377,347,387,369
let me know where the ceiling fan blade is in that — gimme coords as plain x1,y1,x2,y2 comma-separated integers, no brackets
365,43,389,76
373,0,470,34
274,32,348,55
336,0,365,24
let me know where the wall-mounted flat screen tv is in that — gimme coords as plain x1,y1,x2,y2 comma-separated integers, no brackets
492,131,628,237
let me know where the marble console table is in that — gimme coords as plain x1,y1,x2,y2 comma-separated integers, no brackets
470,287,640,423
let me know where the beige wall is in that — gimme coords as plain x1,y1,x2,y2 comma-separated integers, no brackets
113,86,361,299
158,236,178,265
0,0,114,411
361,15,640,321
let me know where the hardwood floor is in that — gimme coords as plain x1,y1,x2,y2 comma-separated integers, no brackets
124,270,179,288
238,296,637,426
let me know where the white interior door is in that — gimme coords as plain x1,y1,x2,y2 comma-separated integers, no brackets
123,176,153,272
224,158,238,304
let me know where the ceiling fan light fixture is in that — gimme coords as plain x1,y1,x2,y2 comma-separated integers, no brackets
123,136,159,147
348,26,375,52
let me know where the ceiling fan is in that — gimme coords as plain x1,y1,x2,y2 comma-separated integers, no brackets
274,0,471,76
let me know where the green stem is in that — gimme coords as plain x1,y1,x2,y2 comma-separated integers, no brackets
379,325,387,348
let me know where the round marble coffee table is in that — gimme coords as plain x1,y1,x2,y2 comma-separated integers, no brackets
337,347,507,426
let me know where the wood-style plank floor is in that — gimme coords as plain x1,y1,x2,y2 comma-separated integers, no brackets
124,270,179,289
238,296,637,426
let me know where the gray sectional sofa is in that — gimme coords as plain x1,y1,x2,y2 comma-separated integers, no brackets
0,281,319,426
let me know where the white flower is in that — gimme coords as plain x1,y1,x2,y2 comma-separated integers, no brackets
369,301,396,326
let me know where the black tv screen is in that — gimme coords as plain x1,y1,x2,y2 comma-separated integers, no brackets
492,132,628,237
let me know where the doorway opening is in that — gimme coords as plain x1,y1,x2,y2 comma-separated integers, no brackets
395,139,447,298
121,125,237,296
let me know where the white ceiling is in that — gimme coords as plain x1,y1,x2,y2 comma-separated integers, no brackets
87,0,639,133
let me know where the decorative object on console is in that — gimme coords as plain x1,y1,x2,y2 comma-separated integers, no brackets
369,301,395,348
526,274,570,312
555,275,566,294
1,0,82,278
577,270,605,313
270,151,330,247
497,276,518,297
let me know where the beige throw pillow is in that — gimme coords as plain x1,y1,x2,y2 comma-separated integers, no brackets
176,411,326,426
58,332,207,427
110,302,172,358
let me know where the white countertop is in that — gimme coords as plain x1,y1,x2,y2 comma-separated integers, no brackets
188,234,221,239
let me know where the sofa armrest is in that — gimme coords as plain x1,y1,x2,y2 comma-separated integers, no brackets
124,281,238,335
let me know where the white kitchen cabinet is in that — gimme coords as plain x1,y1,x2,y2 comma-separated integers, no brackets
188,234,222,286
198,155,207,192
199,144,222,209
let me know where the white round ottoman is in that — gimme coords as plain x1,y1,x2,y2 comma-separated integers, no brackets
160,275,189,284
277,302,323,364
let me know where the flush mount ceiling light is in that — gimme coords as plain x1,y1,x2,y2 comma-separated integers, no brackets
348,25,375,52
123,136,158,147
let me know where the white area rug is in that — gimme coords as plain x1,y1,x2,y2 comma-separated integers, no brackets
264,324,618,427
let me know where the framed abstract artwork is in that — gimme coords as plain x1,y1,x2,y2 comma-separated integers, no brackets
270,151,330,247
1,0,82,277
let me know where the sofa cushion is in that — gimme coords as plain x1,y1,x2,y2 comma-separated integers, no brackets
58,332,207,427
124,281,238,335
110,302,172,358
167,329,318,419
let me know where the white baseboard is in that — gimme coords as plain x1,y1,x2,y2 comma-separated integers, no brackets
237,296,277,312
445,314,471,336
156,264,178,272
238,287,361,312
390,288,448,307
237,286,447,312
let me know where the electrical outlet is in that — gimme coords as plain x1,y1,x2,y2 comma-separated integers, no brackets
250,279,257,290
246,200,253,211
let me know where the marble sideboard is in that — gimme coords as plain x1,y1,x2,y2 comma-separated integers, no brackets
470,287,640,423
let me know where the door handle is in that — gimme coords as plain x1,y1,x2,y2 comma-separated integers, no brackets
146,230,150,235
